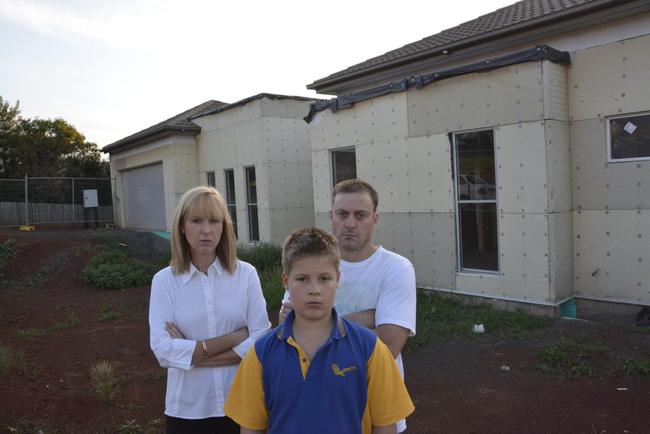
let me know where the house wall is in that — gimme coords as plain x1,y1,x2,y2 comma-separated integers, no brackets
109,135,198,230
194,97,314,245
569,33,650,305
312,60,572,306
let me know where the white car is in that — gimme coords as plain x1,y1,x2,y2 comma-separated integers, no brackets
457,174,496,200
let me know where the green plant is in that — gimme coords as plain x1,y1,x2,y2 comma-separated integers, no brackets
405,292,552,350
98,305,123,322
0,238,16,274
117,420,143,434
90,361,121,403
536,338,609,379
82,247,159,289
0,346,27,375
14,328,47,338
5,415,52,434
51,312,80,331
258,266,284,312
238,243,282,272
622,358,650,376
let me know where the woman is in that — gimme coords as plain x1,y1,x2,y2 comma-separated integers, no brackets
149,186,270,434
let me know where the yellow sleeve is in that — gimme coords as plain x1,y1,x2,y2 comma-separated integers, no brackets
224,346,268,430
366,338,415,427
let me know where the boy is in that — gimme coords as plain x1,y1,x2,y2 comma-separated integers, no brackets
225,227,414,434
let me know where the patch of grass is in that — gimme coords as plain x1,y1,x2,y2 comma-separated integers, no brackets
14,328,47,338
536,337,610,379
82,246,159,290
28,264,52,286
98,305,123,322
633,326,650,334
50,312,80,331
238,243,282,272
0,238,16,275
116,419,143,434
405,292,552,350
258,266,284,312
0,345,26,375
622,358,650,376
90,361,122,404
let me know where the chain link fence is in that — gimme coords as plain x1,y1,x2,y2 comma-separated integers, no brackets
0,176,114,227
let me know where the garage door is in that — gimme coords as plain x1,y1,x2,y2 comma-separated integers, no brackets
122,164,166,230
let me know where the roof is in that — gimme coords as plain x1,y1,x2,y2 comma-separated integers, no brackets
190,92,324,120
308,0,633,91
102,100,227,153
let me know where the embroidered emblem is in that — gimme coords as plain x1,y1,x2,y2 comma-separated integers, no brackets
332,363,357,377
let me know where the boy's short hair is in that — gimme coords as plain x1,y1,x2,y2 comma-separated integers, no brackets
282,227,340,274
331,179,379,211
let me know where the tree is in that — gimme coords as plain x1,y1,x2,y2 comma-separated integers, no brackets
0,95,109,179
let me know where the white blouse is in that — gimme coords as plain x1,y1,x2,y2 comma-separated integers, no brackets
149,259,270,419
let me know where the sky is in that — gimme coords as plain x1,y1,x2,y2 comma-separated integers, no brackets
0,0,515,148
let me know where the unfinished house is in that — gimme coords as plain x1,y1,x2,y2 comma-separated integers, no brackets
103,94,317,244
306,0,650,316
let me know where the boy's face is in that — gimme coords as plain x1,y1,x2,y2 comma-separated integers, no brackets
283,255,340,323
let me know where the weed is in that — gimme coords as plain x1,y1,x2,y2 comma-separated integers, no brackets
117,419,143,434
537,337,609,379
0,345,22,375
633,326,650,335
51,312,80,331
98,305,123,322
0,238,16,275
90,361,121,404
14,328,47,338
622,358,650,376
238,243,282,272
28,265,52,286
405,292,552,350
5,415,52,434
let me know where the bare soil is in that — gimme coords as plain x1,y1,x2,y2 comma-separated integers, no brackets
0,230,648,433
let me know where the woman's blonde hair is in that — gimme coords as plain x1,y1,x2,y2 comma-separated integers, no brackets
170,186,237,274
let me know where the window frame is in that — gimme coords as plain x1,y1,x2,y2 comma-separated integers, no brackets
606,111,650,163
224,168,238,239
206,170,216,187
244,166,259,242
452,127,500,274
330,147,357,187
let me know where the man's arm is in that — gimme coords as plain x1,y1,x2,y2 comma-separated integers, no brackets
241,428,265,434
372,424,397,434
376,324,410,359
343,309,375,329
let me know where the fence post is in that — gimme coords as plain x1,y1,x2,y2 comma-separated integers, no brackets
71,178,75,221
24,174,28,226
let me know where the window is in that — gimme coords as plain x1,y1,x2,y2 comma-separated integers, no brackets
206,171,216,187
331,147,357,186
607,112,650,162
224,169,238,238
245,166,259,242
453,129,499,272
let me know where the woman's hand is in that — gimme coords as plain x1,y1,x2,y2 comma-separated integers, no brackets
165,321,185,339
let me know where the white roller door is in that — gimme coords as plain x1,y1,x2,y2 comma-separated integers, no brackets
122,163,166,230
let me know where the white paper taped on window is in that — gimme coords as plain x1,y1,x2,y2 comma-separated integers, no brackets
624,121,637,134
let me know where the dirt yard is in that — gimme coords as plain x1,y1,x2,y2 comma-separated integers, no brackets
0,230,648,433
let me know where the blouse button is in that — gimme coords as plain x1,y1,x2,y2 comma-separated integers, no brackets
302,358,307,363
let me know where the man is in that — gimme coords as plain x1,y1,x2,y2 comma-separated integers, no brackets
280,179,416,433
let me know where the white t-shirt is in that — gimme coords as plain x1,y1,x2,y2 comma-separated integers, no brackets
149,259,270,419
283,246,416,432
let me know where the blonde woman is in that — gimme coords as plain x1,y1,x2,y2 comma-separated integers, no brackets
149,186,270,434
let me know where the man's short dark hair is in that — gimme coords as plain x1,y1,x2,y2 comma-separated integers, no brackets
282,227,340,274
331,179,379,211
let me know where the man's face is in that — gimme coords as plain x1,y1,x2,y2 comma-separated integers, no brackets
329,192,378,257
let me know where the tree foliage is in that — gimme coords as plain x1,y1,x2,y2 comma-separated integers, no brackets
0,96,109,179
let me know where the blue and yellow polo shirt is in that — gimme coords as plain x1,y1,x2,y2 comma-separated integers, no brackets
225,309,414,434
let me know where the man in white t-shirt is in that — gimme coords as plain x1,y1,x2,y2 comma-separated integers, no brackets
280,179,416,433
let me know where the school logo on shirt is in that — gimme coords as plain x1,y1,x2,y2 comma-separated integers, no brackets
331,363,357,377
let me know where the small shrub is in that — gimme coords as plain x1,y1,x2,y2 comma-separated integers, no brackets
536,338,609,379
0,238,16,274
117,419,143,434
623,359,650,376
83,248,158,289
258,266,284,312
238,243,282,272
90,361,121,403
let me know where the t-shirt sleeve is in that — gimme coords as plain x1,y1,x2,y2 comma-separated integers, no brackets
224,346,268,430
366,338,415,427
375,257,417,336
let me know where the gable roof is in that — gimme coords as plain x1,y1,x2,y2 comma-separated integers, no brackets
102,100,227,153
308,0,637,92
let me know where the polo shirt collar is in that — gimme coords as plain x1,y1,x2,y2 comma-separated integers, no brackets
279,308,346,342
180,258,224,283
